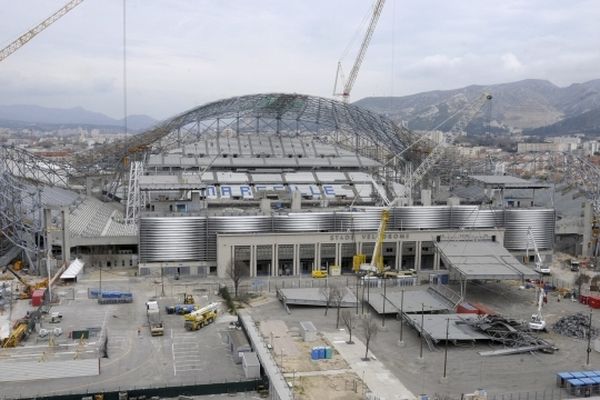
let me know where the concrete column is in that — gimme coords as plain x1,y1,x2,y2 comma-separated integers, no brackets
395,240,402,270
272,245,278,277
61,208,70,265
334,243,341,266
433,250,440,271
414,241,422,272
316,242,321,269
250,245,257,278
293,244,299,276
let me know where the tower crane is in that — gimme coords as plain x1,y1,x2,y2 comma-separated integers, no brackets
526,226,550,275
0,0,85,63
402,92,492,203
333,0,386,103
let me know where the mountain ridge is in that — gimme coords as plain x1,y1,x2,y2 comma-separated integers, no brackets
355,79,600,136
0,104,157,131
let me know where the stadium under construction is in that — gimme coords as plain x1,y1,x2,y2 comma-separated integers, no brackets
0,93,554,282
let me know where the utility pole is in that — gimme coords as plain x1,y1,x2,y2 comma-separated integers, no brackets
161,266,165,297
382,278,387,327
419,303,424,360
98,265,102,304
355,274,359,315
361,281,365,314
587,309,593,367
399,289,405,345
442,317,449,381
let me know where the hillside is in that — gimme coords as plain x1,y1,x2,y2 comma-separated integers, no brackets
355,79,600,136
0,105,157,132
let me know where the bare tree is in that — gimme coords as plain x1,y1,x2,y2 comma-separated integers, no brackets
227,261,247,298
321,286,333,316
362,313,379,361
341,310,355,344
331,285,345,329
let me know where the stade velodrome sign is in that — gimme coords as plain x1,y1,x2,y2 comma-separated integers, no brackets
197,184,344,198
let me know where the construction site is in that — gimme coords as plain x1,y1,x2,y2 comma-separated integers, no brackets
1,1,600,400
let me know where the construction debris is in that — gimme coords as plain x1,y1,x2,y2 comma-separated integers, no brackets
551,313,598,339
464,315,557,356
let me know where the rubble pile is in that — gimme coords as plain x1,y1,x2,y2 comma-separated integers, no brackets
551,313,599,339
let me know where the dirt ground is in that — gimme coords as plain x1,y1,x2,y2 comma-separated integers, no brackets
282,335,349,373
293,372,363,400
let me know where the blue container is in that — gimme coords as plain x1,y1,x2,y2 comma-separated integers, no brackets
325,346,332,359
311,348,319,360
440,274,449,284
318,346,325,359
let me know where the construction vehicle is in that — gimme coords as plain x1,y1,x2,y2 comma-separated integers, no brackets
165,303,196,315
311,266,328,279
529,287,547,331
526,226,551,275
145,300,164,336
184,302,219,331
401,92,492,204
356,208,396,278
1,265,48,299
1,318,30,348
333,0,385,102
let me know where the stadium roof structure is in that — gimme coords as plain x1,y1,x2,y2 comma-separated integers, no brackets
1,93,416,187
78,93,415,169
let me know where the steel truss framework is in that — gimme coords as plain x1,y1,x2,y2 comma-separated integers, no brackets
0,94,418,260
0,170,44,271
75,93,415,171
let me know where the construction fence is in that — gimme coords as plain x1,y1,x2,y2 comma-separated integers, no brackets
12,378,264,400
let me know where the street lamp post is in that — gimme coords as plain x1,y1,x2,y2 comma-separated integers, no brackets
442,317,449,380
419,303,424,360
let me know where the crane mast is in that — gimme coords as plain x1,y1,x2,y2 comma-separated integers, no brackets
403,92,492,202
334,0,386,103
0,0,84,63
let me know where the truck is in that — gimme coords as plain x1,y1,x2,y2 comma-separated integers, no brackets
184,302,219,331
146,300,164,336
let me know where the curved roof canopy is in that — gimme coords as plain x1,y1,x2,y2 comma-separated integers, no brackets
74,93,415,170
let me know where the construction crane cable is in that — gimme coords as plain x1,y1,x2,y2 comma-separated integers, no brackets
123,0,128,136
339,4,373,60
0,0,85,63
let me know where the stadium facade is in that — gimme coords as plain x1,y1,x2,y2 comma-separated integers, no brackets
0,94,554,280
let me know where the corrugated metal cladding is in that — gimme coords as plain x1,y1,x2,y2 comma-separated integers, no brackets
138,207,555,262
503,209,555,250
139,217,206,262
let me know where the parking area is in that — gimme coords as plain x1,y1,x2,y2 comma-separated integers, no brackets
0,269,245,400
248,275,600,398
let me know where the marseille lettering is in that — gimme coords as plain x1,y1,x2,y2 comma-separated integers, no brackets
197,184,337,199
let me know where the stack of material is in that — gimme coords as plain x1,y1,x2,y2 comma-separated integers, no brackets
551,313,598,339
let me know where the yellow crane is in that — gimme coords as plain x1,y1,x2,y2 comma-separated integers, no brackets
354,208,390,275
0,0,85,63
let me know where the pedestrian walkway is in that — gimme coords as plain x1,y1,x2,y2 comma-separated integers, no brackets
324,332,415,400
282,368,352,378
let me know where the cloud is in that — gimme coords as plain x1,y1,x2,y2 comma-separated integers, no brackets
501,53,524,72
0,0,599,119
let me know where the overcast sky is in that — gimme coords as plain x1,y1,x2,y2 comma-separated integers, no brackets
0,0,598,120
